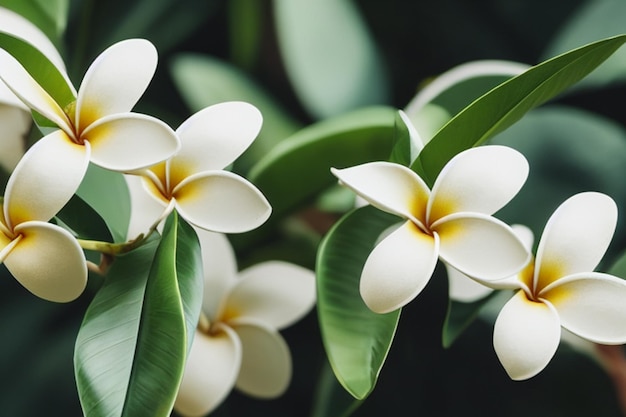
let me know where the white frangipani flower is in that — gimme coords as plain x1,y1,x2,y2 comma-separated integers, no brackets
331,145,531,314
174,231,316,417
0,138,87,302
448,224,534,303
493,192,626,380
128,101,271,235
0,38,180,208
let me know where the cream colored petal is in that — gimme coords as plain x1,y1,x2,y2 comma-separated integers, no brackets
435,213,530,282
174,325,241,417
81,113,180,171
75,38,157,131
540,273,626,344
4,221,87,302
493,291,561,380
194,228,239,321
171,102,262,178
534,192,617,292
228,261,316,329
427,145,528,222
360,220,439,313
446,263,493,302
331,162,430,225
0,104,30,172
231,319,292,398
123,174,169,240
4,130,89,227
397,110,424,162
173,171,271,233
0,49,72,133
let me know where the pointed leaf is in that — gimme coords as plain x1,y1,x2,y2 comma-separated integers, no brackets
55,194,113,242
412,34,626,185
316,205,401,399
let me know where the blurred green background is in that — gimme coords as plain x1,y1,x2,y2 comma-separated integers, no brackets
2,0,626,416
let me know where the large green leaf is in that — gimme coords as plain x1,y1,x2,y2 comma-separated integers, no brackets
74,212,203,417
412,34,626,185
316,205,401,400
0,0,68,43
55,193,112,242
273,0,389,118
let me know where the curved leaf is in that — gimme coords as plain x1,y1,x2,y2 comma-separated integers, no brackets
273,0,389,118
412,34,626,185
74,212,203,417
316,205,401,399
55,193,113,242
0,0,69,42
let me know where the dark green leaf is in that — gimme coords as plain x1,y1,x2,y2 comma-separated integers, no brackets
56,193,113,242
310,362,363,417
316,205,401,399
412,34,626,185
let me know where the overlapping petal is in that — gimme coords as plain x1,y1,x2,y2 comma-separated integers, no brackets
435,213,530,282
229,261,316,329
171,102,263,180
360,220,439,313
175,326,242,417
173,171,271,233
4,130,89,227
331,162,429,224
541,273,626,344
76,38,157,131
493,291,561,380
446,264,493,302
4,221,87,302
124,174,167,240
82,113,179,171
428,145,529,222
534,192,617,292
231,320,292,398
0,104,30,172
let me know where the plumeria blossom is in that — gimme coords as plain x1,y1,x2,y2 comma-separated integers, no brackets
174,230,316,416
447,224,534,303
126,101,271,236
0,137,87,302
331,145,531,314
492,192,626,380
0,38,180,210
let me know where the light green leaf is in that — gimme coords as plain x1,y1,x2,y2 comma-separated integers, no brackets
273,0,389,118
316,205,401,399
0,0,68,42
412,34,626,185
170,53,301,174
74,211,203,417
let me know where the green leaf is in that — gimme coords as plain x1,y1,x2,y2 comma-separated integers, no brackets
248,106,396,221
0,0,69,42
388,110,413,166
412,34,626,186
76,164,130,243
55,194,113,242
170,53,301,174
273,0,389,118
227,0,263,70
316,205,401,399
442,293,496,348
74,212,203,417
310,362,363,417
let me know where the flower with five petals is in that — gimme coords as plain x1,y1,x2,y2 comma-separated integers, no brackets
127,101,271,236
331,145,531,313
492,192,626,380
174,231,316,416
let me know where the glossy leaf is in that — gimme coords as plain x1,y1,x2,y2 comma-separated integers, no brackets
273,0,389,118
55,193,113,242
0,0,69,42
316,205,401,399
412,34,626,185
74,212,203,417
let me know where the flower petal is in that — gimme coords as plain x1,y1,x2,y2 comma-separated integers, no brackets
174,325,241,417
427,145,528,222
231,319,292,398
82,112,180,171
360,220,439,313
0,49,72,132
446,263,493,302
195,229,238,321
4,130,89,227
170,102,262,182
4,221,87,302
435,213,530,282
541,272,626,344
0,104,30,172
76,38,157,131
534,192,617,292
493,290,561,380
331,162,430,225
228,261,316,329
173,171,271,233
124,174,168,240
